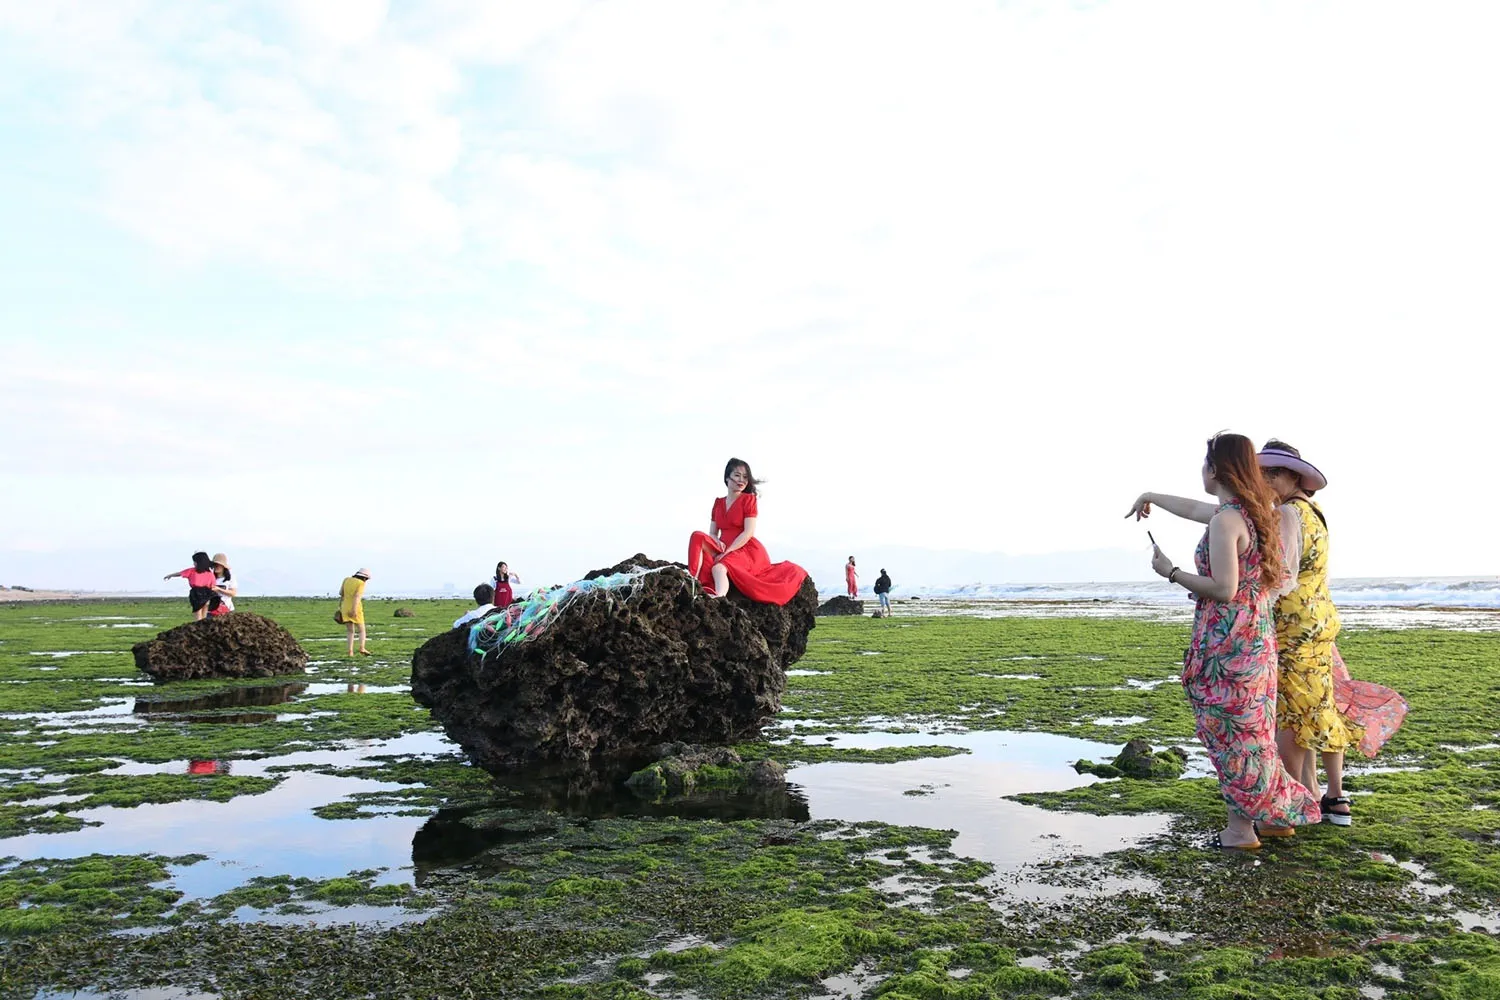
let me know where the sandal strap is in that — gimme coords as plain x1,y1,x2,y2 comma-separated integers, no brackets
1322,795,1352,807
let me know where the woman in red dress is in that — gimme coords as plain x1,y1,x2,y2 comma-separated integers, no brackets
687,458,809,605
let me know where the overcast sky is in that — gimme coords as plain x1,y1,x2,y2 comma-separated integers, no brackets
2,1,1496,593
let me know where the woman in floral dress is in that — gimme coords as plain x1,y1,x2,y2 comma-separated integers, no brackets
1129,433,1320,849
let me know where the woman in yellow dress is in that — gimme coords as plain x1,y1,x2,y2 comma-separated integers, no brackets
340,568,371,657
1260,442,1359,826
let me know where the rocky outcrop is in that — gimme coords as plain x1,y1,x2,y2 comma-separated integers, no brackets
131,613,308,682
816,596,865,617
624,743,787,799
1074,739,1188,780
411,554,818,773
394,607,416,618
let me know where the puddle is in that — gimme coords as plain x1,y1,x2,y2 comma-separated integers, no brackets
1090,716,1149,727
977,673,1042,680
786,670,830,677
1124,677,1178,691
302,683,410,696
36,990,218,1000
786,729,1172,872
1,732,457,893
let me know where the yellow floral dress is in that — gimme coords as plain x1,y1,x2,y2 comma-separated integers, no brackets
1274,498,1363,753
339,576,366,626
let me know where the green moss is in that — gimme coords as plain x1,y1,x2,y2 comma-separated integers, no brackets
3,605,1500,999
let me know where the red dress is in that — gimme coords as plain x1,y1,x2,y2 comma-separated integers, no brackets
687,493,808,605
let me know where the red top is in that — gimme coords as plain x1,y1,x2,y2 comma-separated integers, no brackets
712,492,758,547
494,580,514,607
178,568,217,588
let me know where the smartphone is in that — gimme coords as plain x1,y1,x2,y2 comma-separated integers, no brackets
1147,531,1158,547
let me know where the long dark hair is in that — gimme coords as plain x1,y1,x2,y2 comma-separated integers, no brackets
191,552,212,573
723,458,762,496
1205,433,1283,589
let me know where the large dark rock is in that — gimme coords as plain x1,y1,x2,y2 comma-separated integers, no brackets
816,596,865,617
131,613,309,682
411,553,818,773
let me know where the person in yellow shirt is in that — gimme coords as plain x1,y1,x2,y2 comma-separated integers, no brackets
340,568,371,657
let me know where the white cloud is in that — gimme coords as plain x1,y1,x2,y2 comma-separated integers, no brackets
3,1,1499,582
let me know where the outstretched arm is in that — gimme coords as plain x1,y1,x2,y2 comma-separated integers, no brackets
1127,492,1216,525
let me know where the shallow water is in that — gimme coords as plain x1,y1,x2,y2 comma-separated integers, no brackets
785,729,1176,871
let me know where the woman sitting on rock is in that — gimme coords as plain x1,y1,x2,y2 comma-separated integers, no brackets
687,458,808,605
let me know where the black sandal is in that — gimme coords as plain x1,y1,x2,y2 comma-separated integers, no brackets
1209,832,1261,852
1321,794,1353,827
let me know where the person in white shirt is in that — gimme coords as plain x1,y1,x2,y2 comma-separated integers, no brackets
453,583,497,629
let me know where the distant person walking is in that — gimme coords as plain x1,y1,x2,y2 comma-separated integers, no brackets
208,554,236,617
845,557,858,598
874,569,893,617
164,552,218,621
490,561,523,608
340,568,371,657
1129,433,1320,849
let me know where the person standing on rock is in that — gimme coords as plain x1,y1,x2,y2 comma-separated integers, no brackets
845,557,858,598
874,569,893,617
208,554,236,617
687,458,809,605
490,561,523,608
340,568,371,657
164,552,218,621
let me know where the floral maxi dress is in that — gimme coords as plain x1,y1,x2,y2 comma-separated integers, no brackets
1182,500,1321,826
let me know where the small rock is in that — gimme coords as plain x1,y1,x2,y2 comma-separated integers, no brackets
393,607,416,618
625,743,785,799
1077,739,1187,780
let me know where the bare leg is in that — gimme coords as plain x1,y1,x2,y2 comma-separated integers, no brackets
1322,751,1344,798
346,622,356,657
710,563,730,599
1300,751,1320,801
1276,729,1308,789
1221,808,1258,848
358,622,368,654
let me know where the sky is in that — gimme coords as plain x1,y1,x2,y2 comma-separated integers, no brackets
2,1,1498,595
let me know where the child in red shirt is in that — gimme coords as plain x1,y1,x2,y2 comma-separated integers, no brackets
165,551,219,620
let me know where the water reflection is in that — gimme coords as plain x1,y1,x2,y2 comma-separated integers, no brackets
132,683,306,725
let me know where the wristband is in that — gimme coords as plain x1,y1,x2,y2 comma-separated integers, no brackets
1168,567,1180,585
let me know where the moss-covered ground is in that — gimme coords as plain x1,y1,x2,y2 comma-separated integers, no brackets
1,598,1497,998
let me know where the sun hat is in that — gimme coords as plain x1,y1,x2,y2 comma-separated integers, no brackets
1257,446,1328,492
211,553,231,572
354,568,372,580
